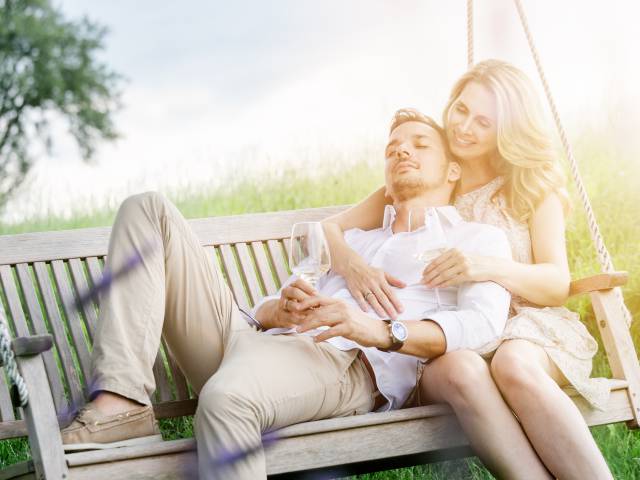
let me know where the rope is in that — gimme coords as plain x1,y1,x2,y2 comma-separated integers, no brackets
512,0,632,327
467,0,474,68
0,319,28,407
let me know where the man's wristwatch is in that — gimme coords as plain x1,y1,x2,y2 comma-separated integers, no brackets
376,320,408,352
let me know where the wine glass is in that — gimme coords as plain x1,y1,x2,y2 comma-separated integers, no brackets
409,207,448,309
289,222,331,288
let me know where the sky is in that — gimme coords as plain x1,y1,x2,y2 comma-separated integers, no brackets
4,0,639,222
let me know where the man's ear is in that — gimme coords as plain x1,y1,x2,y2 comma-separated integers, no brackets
447,161,461,183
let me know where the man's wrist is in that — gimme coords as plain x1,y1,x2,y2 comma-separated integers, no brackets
255,300,278,329
375,320,393,349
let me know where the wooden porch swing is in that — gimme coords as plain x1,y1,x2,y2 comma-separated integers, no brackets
0,1,637,478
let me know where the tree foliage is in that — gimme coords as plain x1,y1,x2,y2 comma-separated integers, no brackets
0,0,121,208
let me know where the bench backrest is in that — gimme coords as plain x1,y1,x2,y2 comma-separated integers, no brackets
0,206,346,440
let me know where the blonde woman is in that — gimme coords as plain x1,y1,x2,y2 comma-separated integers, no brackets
323,60,612,479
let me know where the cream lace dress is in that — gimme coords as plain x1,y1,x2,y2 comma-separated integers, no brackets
454,176,610,410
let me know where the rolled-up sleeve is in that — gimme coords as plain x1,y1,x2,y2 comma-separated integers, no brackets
427,225,512,353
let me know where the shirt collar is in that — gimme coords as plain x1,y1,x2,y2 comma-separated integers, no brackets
382,204,463,230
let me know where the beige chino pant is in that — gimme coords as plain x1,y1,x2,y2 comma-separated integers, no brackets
89,192,375,479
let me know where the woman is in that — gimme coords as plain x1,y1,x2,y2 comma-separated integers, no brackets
322,59,612,479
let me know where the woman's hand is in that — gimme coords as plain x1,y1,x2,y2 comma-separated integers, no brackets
342,254,406,319
422,248,492,288
273,279,317,328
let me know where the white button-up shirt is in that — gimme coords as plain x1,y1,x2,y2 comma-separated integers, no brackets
252,205,512,410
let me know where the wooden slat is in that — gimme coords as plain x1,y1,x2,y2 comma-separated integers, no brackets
0,380,633,443
33,262,85,409
0,265,33,421
0,458,34,479
68,259,99,342
282,238,292,267
152,399,198,420
0,206,348,265
50,260,92,389
66,438,196,467
85,257,105,322
591,288,640,427
0,301,16,422
0,374,14,422
266,240,290,287
58,387,635,479
235,243,263,306
14,264,66,413
0,419,27,440
162,340,190,401
218,244,250,311
0,266,31,337
151,349,173,403
16,354,69,478
204,246,222,278
569,271,628,297
85,257,103,291
251,242,279,296
68,451,198,480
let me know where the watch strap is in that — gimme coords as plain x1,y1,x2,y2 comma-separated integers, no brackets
377,319,404,352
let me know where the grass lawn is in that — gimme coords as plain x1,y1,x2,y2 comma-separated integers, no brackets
1,136,639,478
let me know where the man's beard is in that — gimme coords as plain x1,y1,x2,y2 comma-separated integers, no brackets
389,177,431,202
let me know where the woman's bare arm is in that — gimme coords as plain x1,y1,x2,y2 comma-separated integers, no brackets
323,185,389,233
423,193,571,306
322,186,406,318
493,193,570,305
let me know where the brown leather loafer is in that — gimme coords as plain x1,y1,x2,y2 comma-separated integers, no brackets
61,403,163,451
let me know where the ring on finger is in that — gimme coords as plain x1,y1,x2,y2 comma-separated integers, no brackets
284,299,291,312
364,291,374,301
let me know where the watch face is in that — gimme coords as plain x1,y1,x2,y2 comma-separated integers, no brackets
391,321,408,342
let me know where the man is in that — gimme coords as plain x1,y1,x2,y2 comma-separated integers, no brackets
61,109,511,479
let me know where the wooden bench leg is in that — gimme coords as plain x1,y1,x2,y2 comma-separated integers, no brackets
16,353,69,479
591,288,640,428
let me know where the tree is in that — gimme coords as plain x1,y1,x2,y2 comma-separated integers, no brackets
0,0,121,209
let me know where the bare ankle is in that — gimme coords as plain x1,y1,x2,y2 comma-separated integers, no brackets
91,391,145,416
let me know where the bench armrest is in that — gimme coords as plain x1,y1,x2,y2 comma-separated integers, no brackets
12,334,53,357
0,334,53,367
569,272,628,297
4,334,69,477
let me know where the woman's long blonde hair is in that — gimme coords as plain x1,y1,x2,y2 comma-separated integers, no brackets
443,59,568,222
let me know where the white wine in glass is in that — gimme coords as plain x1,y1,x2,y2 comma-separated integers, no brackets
289,222,331,288
408,207,448,309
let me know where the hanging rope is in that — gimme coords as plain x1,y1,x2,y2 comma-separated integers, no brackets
512,0,632,327
466,0,474,68
0,319,28,407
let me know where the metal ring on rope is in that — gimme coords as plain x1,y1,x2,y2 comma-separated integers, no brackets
0,320,29,407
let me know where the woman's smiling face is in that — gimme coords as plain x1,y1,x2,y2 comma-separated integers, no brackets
446,81,499,162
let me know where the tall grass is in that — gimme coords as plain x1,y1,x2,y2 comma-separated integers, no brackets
0,137,639,478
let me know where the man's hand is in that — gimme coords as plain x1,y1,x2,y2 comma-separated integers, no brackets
256,279,319,329
295,296,390,348
273,279,318,328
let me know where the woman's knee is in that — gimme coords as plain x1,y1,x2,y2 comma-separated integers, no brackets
490,340,550,397
424,350,491,404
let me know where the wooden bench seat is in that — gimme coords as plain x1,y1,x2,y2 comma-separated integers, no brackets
1,379,634,480
1,206,638,479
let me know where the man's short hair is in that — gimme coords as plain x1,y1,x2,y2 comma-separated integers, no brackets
389,108,453,162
